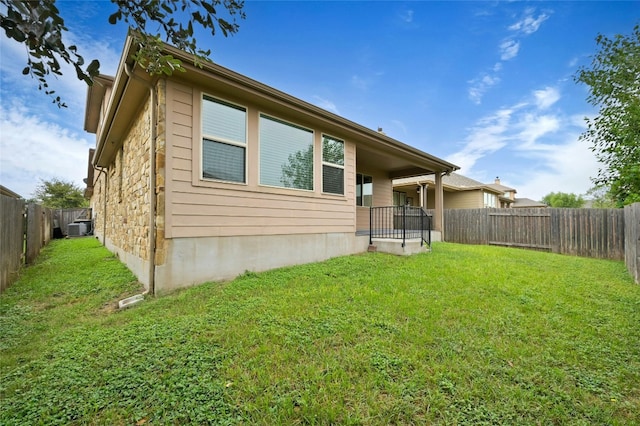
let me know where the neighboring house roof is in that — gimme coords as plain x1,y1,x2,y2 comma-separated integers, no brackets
0,185,22,199
394,172,504,195
86,32,459,178
485,183,516,194
442,173,485,189
512,198,547,208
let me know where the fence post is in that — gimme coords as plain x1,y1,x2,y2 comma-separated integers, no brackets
420,209,424,247
402,204,406,247
625,203,640,284
369,207,373,246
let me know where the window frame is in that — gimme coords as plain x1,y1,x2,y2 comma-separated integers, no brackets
483,191,497,208
356,173,373,207
258,113,315,192
321,134,345,196
393,190,407,206
200,94,248,184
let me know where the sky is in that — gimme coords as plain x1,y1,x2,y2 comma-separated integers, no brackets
1,1,638,201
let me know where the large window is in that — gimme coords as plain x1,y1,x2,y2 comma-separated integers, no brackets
322,135,344,195
484,192,497,208
260,114,314,190
202,95,246,183
356,173,373,206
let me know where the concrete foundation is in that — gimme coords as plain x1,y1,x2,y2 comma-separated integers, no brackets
96,230,439,296
100,234,151,290
154,232,370,294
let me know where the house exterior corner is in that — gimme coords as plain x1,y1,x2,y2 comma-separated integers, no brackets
84,35,458,295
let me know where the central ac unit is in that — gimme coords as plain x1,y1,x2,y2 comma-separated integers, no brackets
67,222,87,237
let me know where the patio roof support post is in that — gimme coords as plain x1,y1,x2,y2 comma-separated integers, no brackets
434,172,444,237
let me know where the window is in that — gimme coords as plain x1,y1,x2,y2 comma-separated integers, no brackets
322,135,344,195
484,192,497,208
393,190,406,206
356,173,373,206
260,114,314,190
201,95,246,183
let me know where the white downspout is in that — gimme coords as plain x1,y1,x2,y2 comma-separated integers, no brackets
94,166,108,246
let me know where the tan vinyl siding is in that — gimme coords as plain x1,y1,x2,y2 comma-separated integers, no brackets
445,190,483,209
165,80,356,239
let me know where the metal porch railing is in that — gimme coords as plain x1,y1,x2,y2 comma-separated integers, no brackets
369,206,432,248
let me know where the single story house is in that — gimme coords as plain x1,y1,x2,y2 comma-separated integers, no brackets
84,34,458,294
512,198,547,208
393,173,516,209
0,185,23,199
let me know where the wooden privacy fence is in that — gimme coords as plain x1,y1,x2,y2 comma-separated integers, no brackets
1,195,26,292
625,203,640,284
0,202,88,292
443,207,626,260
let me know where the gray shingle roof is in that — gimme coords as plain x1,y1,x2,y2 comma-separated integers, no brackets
512,198,547,208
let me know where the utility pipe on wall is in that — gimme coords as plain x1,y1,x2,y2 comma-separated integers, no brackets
95,166,109,246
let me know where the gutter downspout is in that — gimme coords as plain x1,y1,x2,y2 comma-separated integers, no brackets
124,63,157,296
95,166,108,246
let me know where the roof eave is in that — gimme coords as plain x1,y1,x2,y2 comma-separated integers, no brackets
161,44,459,175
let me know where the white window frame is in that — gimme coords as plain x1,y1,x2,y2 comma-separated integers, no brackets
321,134,345,195
484,191,497,208
201,94,248,184
258,113,315,191
356,173,373,207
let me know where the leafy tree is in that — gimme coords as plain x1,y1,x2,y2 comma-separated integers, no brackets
584,185,617,209
32,178,88,208
281,145,313,190
574,24,640,207
0,0,245,107
541,192,585,208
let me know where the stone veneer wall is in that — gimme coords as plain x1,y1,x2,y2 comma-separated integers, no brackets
92,91,154,267
154,79,167,268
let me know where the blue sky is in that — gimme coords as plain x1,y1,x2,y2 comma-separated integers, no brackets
1,1,638,201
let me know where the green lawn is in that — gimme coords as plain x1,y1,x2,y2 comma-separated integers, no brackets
1,238,639,425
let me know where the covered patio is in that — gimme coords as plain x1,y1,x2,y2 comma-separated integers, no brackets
354,141,458,241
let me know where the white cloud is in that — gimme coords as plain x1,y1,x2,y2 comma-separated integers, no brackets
515,113,560,149
508,9,550,35
466,7,551,105
533,86,560,109
513,137,599,201
0,27,121,111
313,96,340,114
499,39,520,60
448,81,597,201
468,73,501,104
0,25,122,199
0,103,93,199
446,107,516,170
399,9,414,23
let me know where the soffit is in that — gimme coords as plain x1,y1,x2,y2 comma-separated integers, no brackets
84,75,114,134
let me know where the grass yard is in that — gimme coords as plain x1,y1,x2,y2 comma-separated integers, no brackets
1,238,639,425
